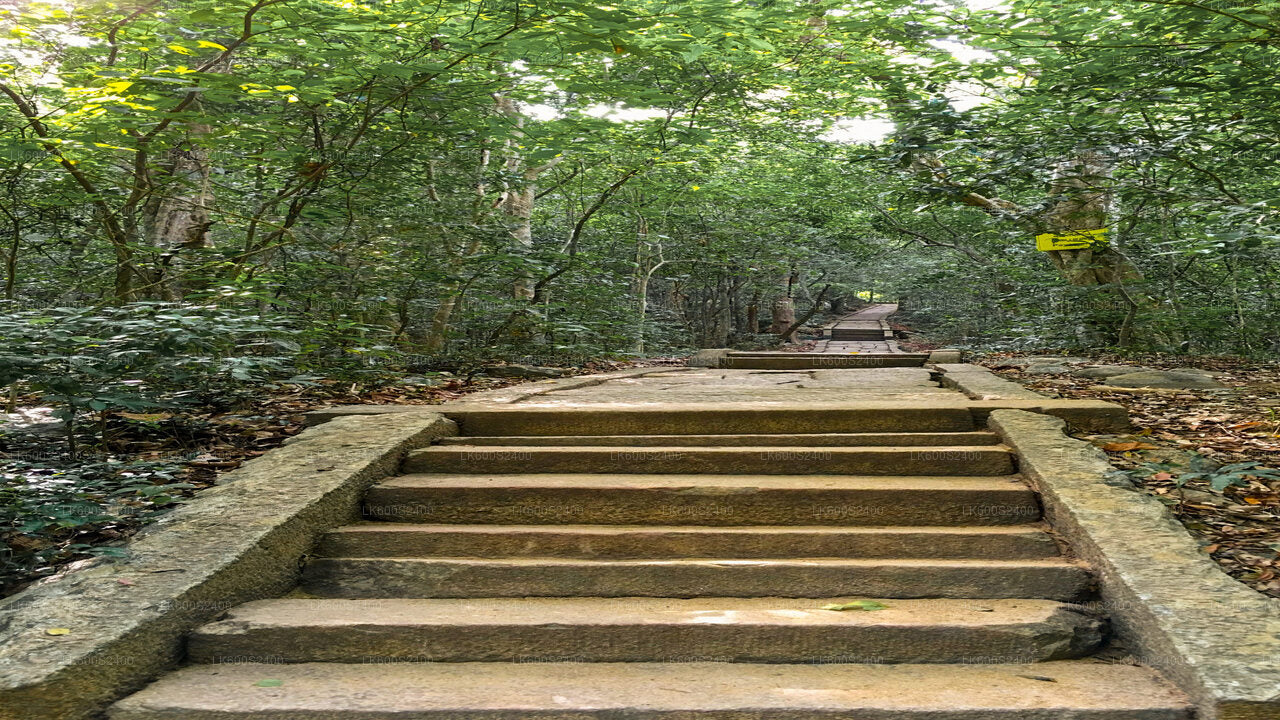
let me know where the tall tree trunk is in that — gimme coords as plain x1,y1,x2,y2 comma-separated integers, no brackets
422,137,500,353
142,138,213,301
633,213,659,355
900,139,1152,344
768,271,798,340
0,201,19,300
1042,151,1139,287
495,93,537,301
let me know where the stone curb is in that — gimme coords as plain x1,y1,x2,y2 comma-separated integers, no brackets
974,399,1132,433
935,363,1046,401
687,349,730,368
989,409,1280,720
926,349,964,364
304,368,695,425
0,413,457,720
933,363,1128,432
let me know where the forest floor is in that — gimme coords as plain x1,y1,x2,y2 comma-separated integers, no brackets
0,358,680,597
8,348,1277,603
979,352,1280,600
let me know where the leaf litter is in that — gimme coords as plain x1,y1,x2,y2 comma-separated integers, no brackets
982,352,1280,599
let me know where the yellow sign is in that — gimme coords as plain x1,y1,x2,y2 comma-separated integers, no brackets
1035,228,1108,252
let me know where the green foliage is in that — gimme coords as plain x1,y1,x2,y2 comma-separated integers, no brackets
3,0,1280,359
0,303,293,447
0,456,189,592
1135,455,1280,493
5,0,1280,594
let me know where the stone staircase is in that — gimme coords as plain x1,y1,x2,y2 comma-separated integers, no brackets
830,326,890,341
721,352,929,369
827,303,897,342
111,406,1192,718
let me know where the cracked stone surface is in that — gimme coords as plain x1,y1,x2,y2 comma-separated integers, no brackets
515,367,956,405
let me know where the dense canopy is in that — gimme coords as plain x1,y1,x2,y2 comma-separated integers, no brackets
7,0,1280,604
0,0,1274,359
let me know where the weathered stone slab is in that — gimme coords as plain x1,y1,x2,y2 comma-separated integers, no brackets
186,596,1103,664
988,409,1280,720
1072,364,1154,379
440,402,979,435
996,356,1091,368
968,399,1130,432
315,524,1061,560
1105,370,1226,389
0,413,457,720
1022,363,1075,374
927,348,964,364
721,354,928,369
108,660,1193,720
936,363,1046,401
405,444,1015,476
301,555,1093,601
304,368,695,424
457,366,692,404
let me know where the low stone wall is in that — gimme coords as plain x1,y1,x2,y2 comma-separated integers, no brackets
990,409,1280,720
0,413,457,720
935,363,1129,432
935,362,1045,400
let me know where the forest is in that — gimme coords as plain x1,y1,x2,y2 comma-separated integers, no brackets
2,0,1280,593
4,0,1278,358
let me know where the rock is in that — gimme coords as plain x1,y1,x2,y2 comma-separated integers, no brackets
1104,370,1225,390
1072,365,1152,379
686,349,730,368
998,357,1091,369
481,364,571,380
1178,489,1229,508
399,375,445,387
1023,364,1075,375
928,349,964,364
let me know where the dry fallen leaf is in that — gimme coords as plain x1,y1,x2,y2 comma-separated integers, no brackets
1101,441,1157,452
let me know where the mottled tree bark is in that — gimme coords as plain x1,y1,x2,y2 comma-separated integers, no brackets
142,137,214,300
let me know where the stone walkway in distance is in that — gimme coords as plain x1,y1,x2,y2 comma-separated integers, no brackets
108,314,1193,718
814,302,903,354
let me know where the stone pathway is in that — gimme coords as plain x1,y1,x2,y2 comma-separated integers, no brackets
109,361,1192,719
814,303,904,354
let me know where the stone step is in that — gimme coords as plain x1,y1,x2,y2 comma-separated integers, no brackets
404,445,1016,476
109,661,1191,720
300,556,1092,600
445,404,976,436
187,597,1103,665
831,330,889,340
363,474,1040,526
436,431,1004,447
721,355,926,369
317,523,1061,559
